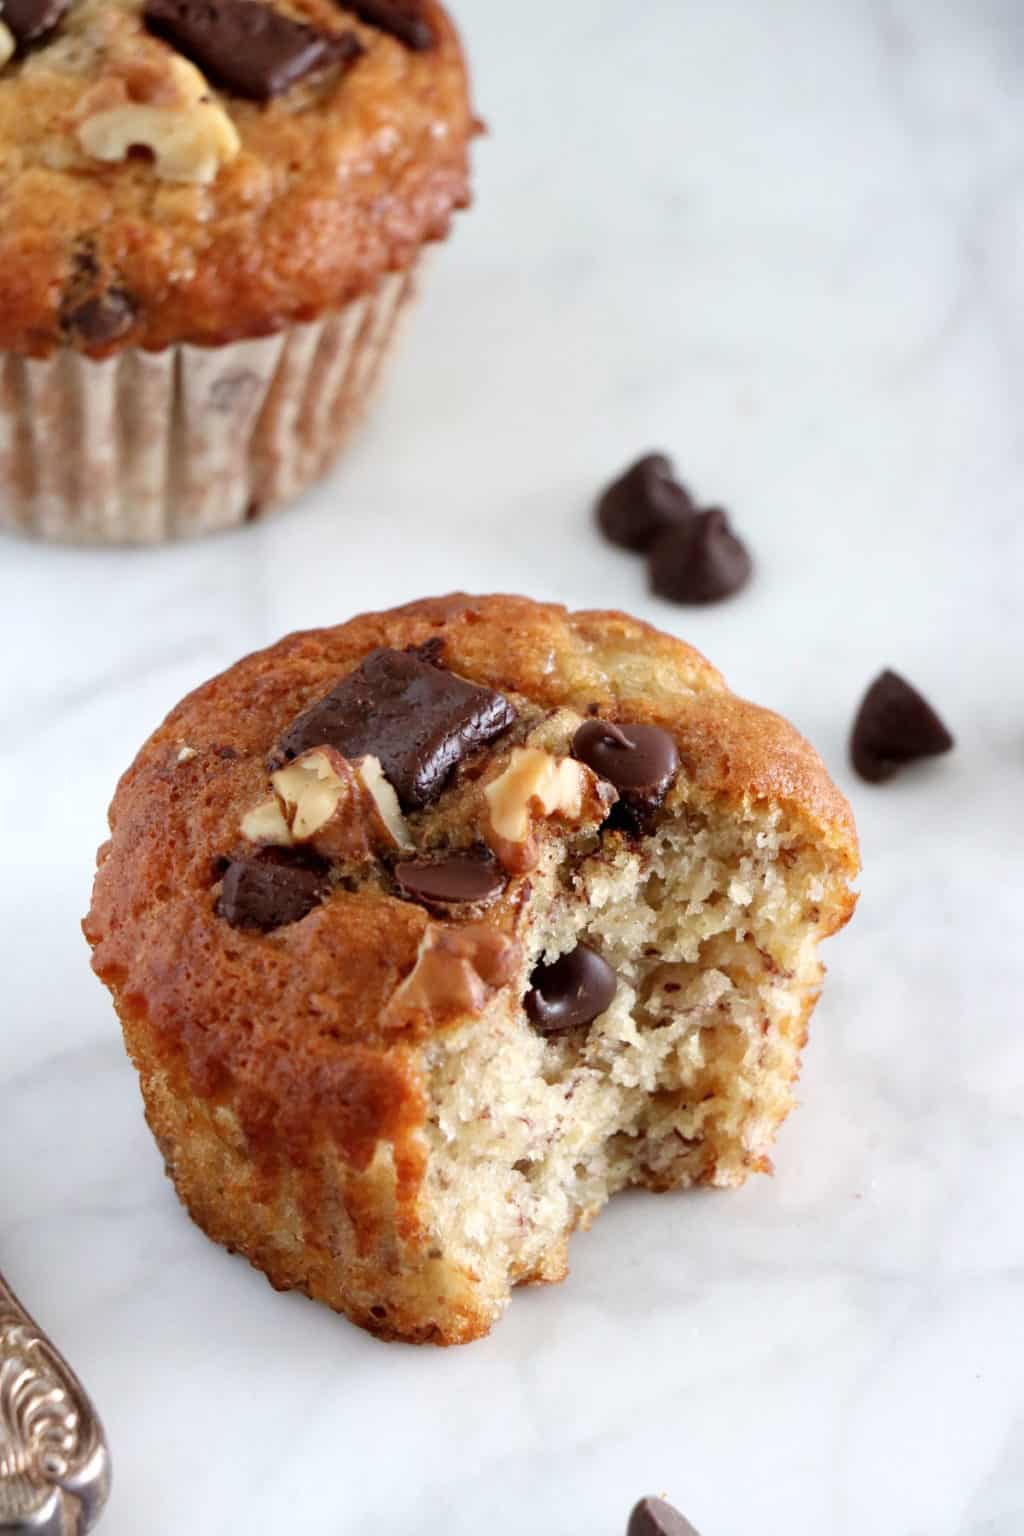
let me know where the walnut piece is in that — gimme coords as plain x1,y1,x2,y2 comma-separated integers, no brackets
241,749,412,861
484,748,614,873
77,53,240,185
382,922,522,1030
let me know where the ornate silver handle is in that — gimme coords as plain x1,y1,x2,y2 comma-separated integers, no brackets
0,1271,111,1535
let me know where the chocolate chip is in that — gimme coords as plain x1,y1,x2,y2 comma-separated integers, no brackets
596,453,694,552
627,1497,702,1536
573,719,680,828
395,851,506,911
850,669,954,784
3,0,68,44
274,648,517,811
345,0,433,50
219,856,325,931
524,944,617,1035
144,0,362,101
649,506,752,604
61,289,137,348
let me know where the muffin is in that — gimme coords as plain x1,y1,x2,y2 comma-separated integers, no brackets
0,0,474,543
84,594,859,1343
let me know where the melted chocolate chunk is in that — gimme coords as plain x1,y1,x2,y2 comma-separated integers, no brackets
649,506,752,604
627,1498,702,1536
144,0,362,101
273,648,517,811
395,851,506,911
346,0,433,50
219,856,324,931
62,289,137,347
850,669,954,784
596,453,694,552
524,944,617,1035
3,0,68,44
572,719,679,828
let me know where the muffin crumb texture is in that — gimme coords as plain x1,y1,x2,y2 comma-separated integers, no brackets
85,595,858,1343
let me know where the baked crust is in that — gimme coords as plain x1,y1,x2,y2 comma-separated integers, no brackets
85,594,859,1341
0,0,473,355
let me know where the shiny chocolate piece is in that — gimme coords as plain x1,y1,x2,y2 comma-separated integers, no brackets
219,856,324,931
627,1497,702,1536
274,647,517,811
850,669,954,784
144,0,362,101
649,506,752,604
572,718,679,827
346,0,433,50
62,289,137,347
596,452,694,552
524,943,617,1035
3,0,68,43
395,852,506,910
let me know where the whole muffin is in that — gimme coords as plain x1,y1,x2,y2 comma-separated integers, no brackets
0,0,473,543
85,595,859,1343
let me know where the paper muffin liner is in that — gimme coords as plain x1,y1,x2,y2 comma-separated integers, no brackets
0,265,417,545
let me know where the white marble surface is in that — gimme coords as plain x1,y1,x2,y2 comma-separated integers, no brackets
3,1,1023,1532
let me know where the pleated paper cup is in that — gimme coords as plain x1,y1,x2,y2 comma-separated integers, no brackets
0,265,416,545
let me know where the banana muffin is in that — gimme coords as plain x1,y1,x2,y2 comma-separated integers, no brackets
0,0,474,542
84,594,859,1343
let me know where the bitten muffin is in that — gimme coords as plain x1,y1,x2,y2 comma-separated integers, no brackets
0,0,473,542
85,594,859,1344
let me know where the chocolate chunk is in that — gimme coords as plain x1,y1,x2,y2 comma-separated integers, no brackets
627,1497,702,1536
144,0,362,101
597,453,695,552
274,648,517,811
524,944,617,1035
649,506,752,604
572,719,679,828
3,0,69,44
395,852,506,911
346,0,433,50
850,669,954,784
62,290,137,348
219,856,324,931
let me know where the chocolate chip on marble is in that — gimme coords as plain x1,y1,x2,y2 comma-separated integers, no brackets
61,289,137,348
649,506,752,604
273,648,517,811
524,943,617,1035
627,1497,702,1536
219,855,325,931
572,719,679,827
395,851,506,911
144,0,362,101
346,0,433,50
596,453,695,553
3,0,69,44
850,669,954,784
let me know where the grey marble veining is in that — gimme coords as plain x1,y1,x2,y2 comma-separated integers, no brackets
2,1,1023,1532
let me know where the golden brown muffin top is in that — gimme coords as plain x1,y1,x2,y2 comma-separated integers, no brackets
0,0,472,355
84,594,859,1172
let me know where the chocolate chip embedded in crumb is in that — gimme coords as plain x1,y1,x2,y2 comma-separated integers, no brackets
524,943,617,1035
219,856,325,931
627,1497,702,1536
395,851,506,912
649,506,752,604
572,719,679,827
596,453,694,552
273,647,517,811
3,0,69,44
346,0,433,50
850,669,954,784
144,0,362,101
61,288,137,348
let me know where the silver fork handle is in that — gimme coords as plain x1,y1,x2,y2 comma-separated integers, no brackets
0,1271,111,1535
